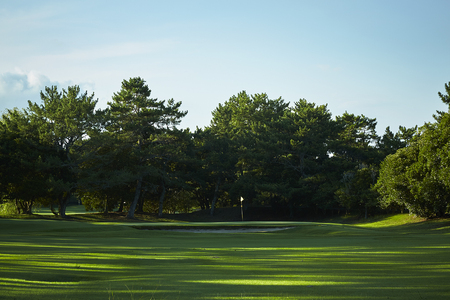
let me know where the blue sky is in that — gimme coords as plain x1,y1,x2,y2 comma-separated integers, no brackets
1,0,449,133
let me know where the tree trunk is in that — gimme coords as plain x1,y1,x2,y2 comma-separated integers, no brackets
137,186,146,214
210,177,221,216
50,204,58,216
127,177,143,219
103,195,109,214
25,200,33,214
15,199,21,214
59,193,70,219
158,180,166,217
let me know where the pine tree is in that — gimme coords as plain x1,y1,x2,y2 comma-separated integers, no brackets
107,77,187,219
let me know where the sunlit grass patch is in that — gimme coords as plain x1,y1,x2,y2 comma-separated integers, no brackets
0,216,450,299
185,279,356,286
355,214,427,228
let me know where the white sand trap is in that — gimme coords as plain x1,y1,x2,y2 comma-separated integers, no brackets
163,227,294,233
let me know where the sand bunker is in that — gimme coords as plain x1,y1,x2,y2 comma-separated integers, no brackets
162,227,294,233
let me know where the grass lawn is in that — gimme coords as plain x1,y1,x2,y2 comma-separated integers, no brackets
0,214,449,299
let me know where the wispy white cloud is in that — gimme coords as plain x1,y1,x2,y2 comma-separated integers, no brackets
0,69,53,95
0,69,96,112
0,69,48,111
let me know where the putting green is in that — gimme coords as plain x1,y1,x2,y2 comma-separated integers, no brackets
0,217,449,299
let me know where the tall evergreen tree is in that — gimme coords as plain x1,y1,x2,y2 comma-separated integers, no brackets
277,99,338,216
26,85,100,217
378,125,417,159
209,91,289,213
107,77,187,219
334,112,379,164
193,127,238,215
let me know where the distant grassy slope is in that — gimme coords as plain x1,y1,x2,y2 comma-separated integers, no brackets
10,204,442,225
1,215,450,300
355,213,426,227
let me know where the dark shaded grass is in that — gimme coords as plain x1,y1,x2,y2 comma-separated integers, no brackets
0,217,449,299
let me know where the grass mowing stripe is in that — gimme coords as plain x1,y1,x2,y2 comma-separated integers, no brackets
184,279,357,285
0,215,449,299
0,278,81,285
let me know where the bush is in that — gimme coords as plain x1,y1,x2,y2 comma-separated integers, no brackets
0,201,17,215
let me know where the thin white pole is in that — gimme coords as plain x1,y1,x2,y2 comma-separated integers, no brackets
240,197,244,221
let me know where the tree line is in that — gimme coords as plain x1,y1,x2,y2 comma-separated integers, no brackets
1,77,449,219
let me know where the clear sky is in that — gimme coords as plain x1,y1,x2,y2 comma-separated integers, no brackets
1,0,449,134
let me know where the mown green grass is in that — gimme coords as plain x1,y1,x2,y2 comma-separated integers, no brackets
0,215,449,300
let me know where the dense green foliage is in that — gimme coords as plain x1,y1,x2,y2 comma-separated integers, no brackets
1,78,449,218
1,86,101,217
376,82,450,217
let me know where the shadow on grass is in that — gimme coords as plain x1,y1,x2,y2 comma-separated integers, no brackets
0,218,450,299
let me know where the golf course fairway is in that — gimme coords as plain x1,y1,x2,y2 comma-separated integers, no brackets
0,216,449,299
